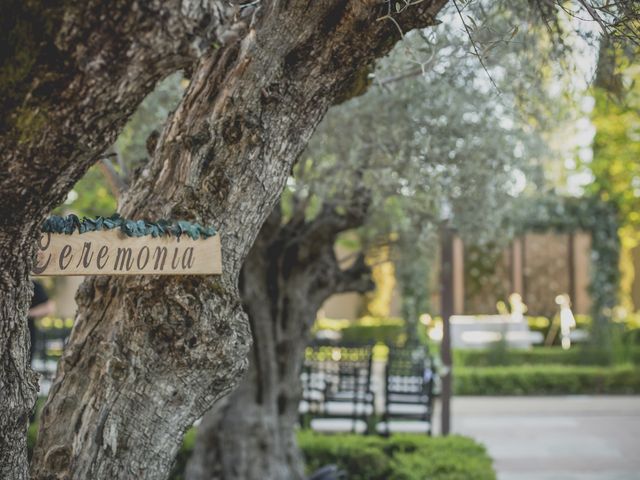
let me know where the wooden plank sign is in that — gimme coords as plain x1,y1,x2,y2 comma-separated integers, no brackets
33,230,222,276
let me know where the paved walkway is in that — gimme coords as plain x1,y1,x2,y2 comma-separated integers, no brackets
433,396,640,480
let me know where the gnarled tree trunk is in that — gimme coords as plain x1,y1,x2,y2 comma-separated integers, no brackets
0,2,227,477
26,2,447,478
185,198,374,480
0,233,40,478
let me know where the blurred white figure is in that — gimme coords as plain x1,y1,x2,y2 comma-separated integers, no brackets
508,293,527,323
555,294,576,350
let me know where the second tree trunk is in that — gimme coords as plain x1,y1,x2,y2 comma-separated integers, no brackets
186,203,373,480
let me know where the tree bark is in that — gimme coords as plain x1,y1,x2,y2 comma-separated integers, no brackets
28,2,447,478
186,198,374,480
0,230,40,480
1,2,228,477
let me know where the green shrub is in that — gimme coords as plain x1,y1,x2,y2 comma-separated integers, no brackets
341,323,406,345
30,408,493,480
27,418,38,459
454,364,640,395
454,346,640,367
314,316,432,347
455,347,607,367
315,316,407,346
624,327,640,345
298,432,495,480
27,397,46,460
525,315,592,345
168,427,197,480
526,315,552,339
164,429,495,480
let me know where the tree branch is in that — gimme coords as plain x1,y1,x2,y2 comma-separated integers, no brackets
335,252,375,295
97,157,127,199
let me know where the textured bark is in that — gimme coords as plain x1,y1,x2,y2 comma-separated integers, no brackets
0,229,39,480
0,2,229,478
28,2,447,479
185,199,374,480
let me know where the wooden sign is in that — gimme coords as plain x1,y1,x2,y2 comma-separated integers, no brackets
33,230,222,276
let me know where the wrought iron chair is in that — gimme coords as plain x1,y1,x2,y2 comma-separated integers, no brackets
299,362,329,425
300,342,375,434
376,345,435,435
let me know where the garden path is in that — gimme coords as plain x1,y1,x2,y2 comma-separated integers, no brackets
435,396,640,480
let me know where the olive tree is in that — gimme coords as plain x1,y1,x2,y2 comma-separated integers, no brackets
1,1,636,479
184,6,554,477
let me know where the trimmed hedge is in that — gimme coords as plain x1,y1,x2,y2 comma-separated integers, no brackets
166,430,495,480
315,316,408,346
525,315,592,342
341,323,406,345
314,316,430,347
30,410,495,480
169,428,197,480
31,415,498,480
454,364,640,395
298,432,496,480
454,346,640,367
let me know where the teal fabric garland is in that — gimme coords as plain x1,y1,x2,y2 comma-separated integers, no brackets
42,214,217,240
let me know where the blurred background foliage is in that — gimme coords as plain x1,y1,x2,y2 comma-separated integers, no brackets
57,73,185,217
48,0,640,382
29,2,640,477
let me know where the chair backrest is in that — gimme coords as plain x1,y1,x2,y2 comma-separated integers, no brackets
303,343,375,433
385,346,434,402
304,343,374,396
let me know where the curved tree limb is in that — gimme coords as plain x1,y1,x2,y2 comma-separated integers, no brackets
32,2,447,479
0,2,232,477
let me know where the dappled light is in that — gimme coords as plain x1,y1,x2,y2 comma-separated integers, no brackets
2,1,640,480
